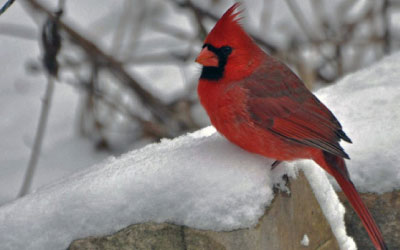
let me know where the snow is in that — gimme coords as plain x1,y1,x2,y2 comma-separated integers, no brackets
301,161,356,250
300,234,309,246
0,125,355,250
316,52,400,193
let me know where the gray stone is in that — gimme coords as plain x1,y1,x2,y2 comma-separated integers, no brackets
337,190,400,249
69,171,339,250
69,223,189,250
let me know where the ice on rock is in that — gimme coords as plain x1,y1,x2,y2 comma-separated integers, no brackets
301,234,309,246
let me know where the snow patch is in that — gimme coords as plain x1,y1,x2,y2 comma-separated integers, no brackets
301,234,309,246
300,161,357,250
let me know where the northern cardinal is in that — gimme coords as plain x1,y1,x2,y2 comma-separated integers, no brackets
196,3,387,250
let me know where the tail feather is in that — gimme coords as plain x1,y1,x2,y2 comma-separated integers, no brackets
334,171,387,250
315,152,387,250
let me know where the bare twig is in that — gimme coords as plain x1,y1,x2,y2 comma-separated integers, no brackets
382,0,391,54
0,0,15,16
18,0,63,197
18,76,55,197
123,50,192,65
78,63,98,138
110,0,133,56
126,0,146,53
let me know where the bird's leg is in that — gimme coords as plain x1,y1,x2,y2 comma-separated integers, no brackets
271,160,282,170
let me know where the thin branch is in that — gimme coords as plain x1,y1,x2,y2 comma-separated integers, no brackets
0,0,15,16
382,0,391,54
123,50,192,65
126,0,146,53
18,0,63,197
110,0,132,56
18,76,55,197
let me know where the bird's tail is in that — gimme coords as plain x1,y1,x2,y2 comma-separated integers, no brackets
314,152,388,250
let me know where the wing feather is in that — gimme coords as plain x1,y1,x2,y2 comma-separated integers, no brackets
243,58,351,158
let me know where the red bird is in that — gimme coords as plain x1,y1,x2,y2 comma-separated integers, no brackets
196,3,387,250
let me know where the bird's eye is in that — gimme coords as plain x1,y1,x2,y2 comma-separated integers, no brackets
220,46,232,55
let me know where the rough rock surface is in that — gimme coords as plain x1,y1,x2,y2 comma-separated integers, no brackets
337,190,400,249
69,171,339,250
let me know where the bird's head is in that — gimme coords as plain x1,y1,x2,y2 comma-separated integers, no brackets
196,3,263,82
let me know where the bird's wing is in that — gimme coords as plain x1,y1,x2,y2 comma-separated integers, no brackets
243,59,351,158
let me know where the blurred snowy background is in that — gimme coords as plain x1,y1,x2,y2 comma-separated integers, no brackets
0,0,398,205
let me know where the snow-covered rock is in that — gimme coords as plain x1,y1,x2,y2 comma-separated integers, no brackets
0,126,353,250
68,171,341,250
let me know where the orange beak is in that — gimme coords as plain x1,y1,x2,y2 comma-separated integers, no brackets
195,47,219,67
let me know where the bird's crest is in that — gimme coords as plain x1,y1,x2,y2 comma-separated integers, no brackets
218,3,243,26
204,3,251,48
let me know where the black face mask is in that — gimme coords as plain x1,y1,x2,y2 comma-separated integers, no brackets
200,44,233,81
